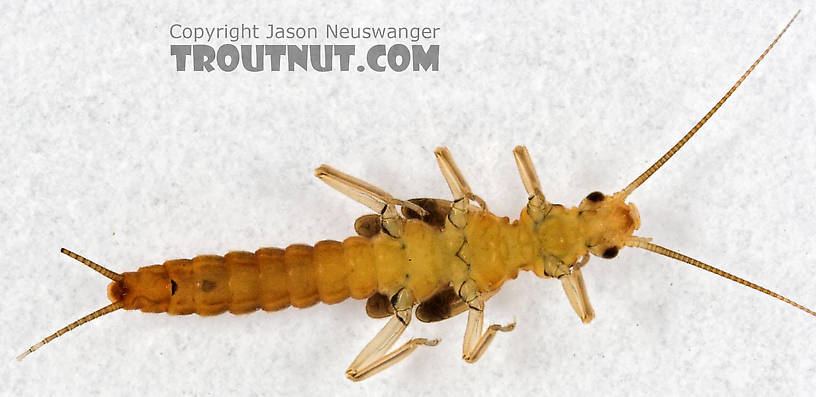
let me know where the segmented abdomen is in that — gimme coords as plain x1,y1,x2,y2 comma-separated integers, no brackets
128,237,380,315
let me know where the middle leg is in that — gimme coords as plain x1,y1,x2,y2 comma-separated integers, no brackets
513,145,552,221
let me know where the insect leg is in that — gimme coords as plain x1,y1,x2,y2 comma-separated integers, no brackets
559,255,595,323
345,289,439,382
513,145,551,221
458,280,516,363
433,147,486,228
315,165,425,237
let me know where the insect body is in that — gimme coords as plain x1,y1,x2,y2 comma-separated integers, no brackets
18,12,813,381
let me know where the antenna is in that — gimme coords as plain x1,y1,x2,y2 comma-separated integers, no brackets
619,11,800,198
626,238,815,317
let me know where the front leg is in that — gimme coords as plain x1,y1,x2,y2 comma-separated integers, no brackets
512,147,593,322
458,280,516,363
559,255,595,323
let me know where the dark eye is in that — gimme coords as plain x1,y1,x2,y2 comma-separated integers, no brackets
586,191,605,202
602,246,619,259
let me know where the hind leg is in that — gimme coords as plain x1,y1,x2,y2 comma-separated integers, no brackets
315,165,426,237
345,289,438,382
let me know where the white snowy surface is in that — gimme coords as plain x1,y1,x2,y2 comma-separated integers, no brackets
2,1,815,396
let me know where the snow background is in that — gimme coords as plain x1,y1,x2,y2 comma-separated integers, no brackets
2,1,814,396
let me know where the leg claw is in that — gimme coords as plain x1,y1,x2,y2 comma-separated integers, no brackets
488,321,516,333
409,337,441,347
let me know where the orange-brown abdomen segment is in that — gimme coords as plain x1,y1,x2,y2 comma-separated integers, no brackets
284,244,319,308
191,255,231,315
166,259,194,314
225,251,260,314
256,247,288,311
314,240,351,304
344,236,378,299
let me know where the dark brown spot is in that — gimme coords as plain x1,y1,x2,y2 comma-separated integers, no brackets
201,279,216,292
401,198,452,230
416,287,463,323
602,246,619,259
354,214,381,238
365,292,394,319
587,191,605,202
170,279,177,295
